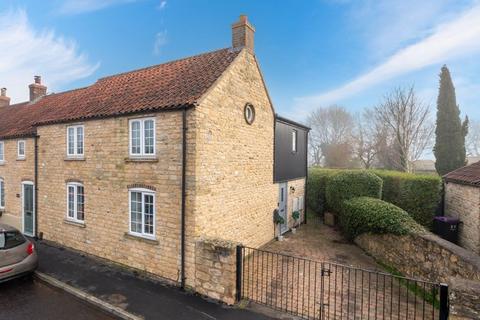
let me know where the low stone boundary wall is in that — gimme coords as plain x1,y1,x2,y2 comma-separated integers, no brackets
194,238,238,305
355,231,480,319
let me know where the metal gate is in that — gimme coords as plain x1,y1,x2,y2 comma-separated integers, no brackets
236,246,449,320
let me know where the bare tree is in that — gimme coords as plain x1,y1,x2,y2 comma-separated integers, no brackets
306,105,354,167
466,119,480,156
374,86,434,172
353,109,381,169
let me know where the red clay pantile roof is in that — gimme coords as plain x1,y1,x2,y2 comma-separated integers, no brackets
444,161,480,187
0,48,240,139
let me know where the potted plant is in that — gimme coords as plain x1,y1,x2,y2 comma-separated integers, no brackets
273,210,285,241
292,210,300,233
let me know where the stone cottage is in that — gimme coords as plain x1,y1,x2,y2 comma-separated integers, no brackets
0,16,308,292
444,161,480,254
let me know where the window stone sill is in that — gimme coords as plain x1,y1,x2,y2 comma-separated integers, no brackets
124,232,159,245
0,162,5,166
63,219,86,228
16,158,26,161
65,157,86,161
124,157,159,163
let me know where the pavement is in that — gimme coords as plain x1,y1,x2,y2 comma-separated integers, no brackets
0,276,118,320
34,240,274,320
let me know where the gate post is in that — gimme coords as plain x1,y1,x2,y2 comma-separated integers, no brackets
236,245,243,302
439,283,449,320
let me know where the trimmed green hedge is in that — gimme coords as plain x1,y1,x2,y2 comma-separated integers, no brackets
371,170,441,228
326,171,383,213
340,197,421,240
306,168,340,214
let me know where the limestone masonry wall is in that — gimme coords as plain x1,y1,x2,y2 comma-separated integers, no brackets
194,238,238,304
355,231,480,319
37,112,185,282
0,137,35,230
193,49,278,248
445,182,480,255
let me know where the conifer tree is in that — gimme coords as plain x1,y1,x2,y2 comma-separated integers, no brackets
434,65,468,175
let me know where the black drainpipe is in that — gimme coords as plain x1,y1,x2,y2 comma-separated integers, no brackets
34,135,39,239
304,130,309,225
180,107,187,290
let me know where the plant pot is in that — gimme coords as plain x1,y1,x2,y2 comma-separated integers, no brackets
291,228,297,234
277,235,284,241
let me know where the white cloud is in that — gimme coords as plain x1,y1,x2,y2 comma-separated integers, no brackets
0,9,98,103
297,3,480,112
153,30,168,55
157,0,167,11
57,0,138,15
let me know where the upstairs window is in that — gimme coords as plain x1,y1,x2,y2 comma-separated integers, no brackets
129,118,156,157
17,140,25,159
292,130,297,153
67,125,84,157
129,189,155,238
0,178,4,209
0,141,4,163
67,183,84,222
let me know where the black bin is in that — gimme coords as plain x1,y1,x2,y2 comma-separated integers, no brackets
433,216,460,244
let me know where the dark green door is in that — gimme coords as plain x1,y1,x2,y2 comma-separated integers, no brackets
23,183,34,236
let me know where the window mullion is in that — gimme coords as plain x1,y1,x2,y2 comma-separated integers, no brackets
141,193,146,235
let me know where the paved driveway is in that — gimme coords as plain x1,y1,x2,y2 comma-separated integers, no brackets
0,276,118,320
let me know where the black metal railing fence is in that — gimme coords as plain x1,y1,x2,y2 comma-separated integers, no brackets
236,246,449,320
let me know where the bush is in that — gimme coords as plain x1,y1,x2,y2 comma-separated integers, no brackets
326,170,383,213
340,197,421,240
371,170,441,228
306,168,340,214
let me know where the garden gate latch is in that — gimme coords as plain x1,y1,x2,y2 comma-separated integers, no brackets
321,267,332,277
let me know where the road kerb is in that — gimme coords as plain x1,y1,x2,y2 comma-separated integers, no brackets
34,271,144,320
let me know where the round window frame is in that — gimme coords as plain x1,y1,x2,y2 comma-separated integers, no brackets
244,103,255,125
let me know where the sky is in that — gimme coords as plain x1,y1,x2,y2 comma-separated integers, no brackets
0,0,479,123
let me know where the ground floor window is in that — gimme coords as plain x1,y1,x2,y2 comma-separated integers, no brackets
67,183,84,222
129,189,155,238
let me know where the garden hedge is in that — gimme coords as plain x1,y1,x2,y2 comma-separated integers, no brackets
306,168,340,213
325,170,383,213
340,197,421,240
371,170,441,228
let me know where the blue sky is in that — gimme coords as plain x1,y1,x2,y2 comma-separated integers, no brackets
1,0,479,122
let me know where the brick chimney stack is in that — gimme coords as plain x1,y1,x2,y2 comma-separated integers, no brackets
29,75,47,102
0,88,10,108
232,15,255,53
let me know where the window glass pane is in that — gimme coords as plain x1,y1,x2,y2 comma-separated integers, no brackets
131,121,141,155
144,120,154,155
143,194,154,235
130,192,142,233
76,127,84,155
0,180,4,208
0,143,4,161
77,186,84,221
68,186,75,218
19,141,25,156
1,231,25,249
292,131,297,152
68,128,75,155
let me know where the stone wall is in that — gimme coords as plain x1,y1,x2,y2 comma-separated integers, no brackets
355,231,480,318
193,49,278,249
0,137,35,230
445,182,480,255
194,238,238,305
37,112,185,283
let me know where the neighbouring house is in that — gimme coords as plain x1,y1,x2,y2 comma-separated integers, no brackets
444,161,480,254
0,16,308,292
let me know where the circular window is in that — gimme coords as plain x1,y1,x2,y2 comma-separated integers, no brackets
244,103,255,125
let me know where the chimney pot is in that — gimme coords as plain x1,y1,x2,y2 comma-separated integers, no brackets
0,87,10,108
29,75,47,102
232,15,255,53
